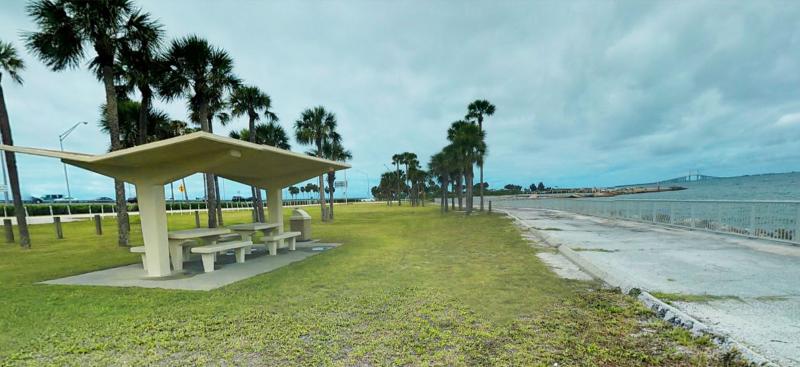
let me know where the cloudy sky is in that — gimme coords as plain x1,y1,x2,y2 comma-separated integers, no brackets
1,0,800,200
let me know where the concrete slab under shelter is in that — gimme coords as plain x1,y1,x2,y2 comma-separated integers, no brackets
41,242,339,291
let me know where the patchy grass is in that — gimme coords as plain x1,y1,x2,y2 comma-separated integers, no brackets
0,205,748,365
532,226,563,231
652,292,743,304
753,295,791,302
572,247,619,253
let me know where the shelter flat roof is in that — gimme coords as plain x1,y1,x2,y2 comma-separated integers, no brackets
0,132,350,188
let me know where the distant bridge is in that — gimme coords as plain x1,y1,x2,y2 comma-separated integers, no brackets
614,171,719,188
660,171,719,184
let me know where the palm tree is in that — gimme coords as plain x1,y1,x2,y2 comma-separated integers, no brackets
288,186,299,201
160,35,238,228
118,10,164,146
466,100,495,211
0,41,31,248
99,99,188,149
26,0,140,246
229,122,290,150
440,143,463,211
295,106,338,221
447,120,485,215
230,85,277,222
391,154,403,206
321,138,351,220
400,152,418,205
428,152,447,213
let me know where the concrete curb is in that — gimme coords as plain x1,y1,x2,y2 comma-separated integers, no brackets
501,209,776,366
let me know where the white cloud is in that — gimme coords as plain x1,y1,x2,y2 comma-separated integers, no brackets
774,113,800,128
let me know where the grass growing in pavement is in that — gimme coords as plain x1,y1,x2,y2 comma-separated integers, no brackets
0,204,747,366
651,292,743,304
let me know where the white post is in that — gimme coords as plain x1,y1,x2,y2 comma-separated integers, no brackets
136,182,171,277
267,185,284,247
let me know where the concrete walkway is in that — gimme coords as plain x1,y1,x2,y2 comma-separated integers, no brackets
505,207,800,367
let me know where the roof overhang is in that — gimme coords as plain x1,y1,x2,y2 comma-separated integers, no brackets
0,132,350,188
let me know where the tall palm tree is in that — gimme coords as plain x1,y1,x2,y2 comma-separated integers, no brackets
408,163,427,207
160,35,237,228
230,121,289,222
447,120,485,215
204,97,233,226
466,99,495,211
320,137,351,220
400,152,418,205
441,143,463,211
0,41,31,248
26,0,138,246
428,152,447,213
391,153,403,206
118,10,163,146
230,85,277,222
295,106,337,221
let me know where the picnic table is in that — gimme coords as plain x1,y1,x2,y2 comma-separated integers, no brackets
168,228,232,271
227,222,281,254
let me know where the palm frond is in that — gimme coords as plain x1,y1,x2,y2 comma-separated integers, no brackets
0,40,25,84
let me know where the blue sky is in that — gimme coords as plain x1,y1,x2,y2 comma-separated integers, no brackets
2,0,800,200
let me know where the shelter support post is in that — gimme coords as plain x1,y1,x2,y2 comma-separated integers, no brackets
267,186,284,247
136,182,171,277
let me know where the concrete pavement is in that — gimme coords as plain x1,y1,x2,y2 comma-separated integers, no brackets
504,207,800,367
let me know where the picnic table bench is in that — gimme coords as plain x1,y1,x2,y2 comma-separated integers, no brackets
191,240,253,272
168,228,232,271
227,222,281,254
262,231,301,255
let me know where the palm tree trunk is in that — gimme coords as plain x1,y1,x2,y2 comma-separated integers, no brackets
318,174,326,220
214,176,224,226
395,164,401,206
327,171,335,220
443,177,449,212
197,101,217,228
252,186,263,222
0,83,30,248
404,164,411,206
137,86,151,145
102,65,130,245
456,173,463,210
479,164,484,211
420,183,424,207
247,112,265,222
317,140,327,221
478,119,484,211
466,166,474,215
440,178,446,214
450,181,455,210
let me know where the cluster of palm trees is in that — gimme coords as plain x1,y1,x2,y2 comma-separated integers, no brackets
373,152,434,206
0,0,350,248
428,100,495,215
294,106,351,221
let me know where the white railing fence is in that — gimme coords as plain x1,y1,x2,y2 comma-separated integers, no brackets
498,199,800,244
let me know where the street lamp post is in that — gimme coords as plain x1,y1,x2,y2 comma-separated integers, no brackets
59,121,87,203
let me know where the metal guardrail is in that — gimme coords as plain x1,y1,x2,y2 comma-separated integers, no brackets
499,198,800,245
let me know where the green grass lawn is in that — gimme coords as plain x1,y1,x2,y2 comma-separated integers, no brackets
0,204,745,366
